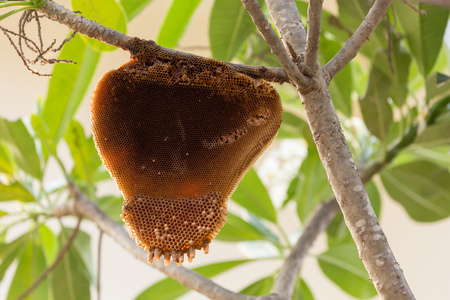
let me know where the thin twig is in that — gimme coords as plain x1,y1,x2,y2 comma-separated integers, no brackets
401,0,428,14
386,12,394,74
97,230,103,300
304,0,323,72
324,0,393,80
0,26,52,76
273,199,339,298
240,0,313,92
16,216,83,300
0,9,76,76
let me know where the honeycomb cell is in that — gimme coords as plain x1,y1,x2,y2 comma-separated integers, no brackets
91,38,282,266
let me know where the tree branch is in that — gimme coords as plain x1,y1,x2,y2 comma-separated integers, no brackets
408,0,450,7
323,0,392,80
35,0,290,84
252,0,415,299
52,184,280,300
272,150,400,298
265,0,307,56
304,0,323,72
240,0,313,92
273,198,339,298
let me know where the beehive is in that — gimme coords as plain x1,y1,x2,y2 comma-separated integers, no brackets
91,39,282,266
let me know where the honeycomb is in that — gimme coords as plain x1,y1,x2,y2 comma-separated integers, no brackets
90,38,283,266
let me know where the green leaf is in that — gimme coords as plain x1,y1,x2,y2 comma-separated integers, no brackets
237,33,281,67
381,160,450,222
51,229,91,300
290,148,333,223
360,65,393,142
38,224,58,264
7,240,49,300
65,120,102,190
0,210,7,218
232,168,277,223
239,275,274,296
320,38,352,117
388,41,412,107
97,195,123,222
0,118,41,178
157,0,202,48
43,35,100,143
415,122,450,147
209,0,262,61
318,244,377,299
393,2,449,76
71,0,127,51
401,146,450,169
0,143,14,174
216,212,269,242
277,106,310,140
135,260,250,300
0,182,36,202
120,0,154,21
31,114,57,161
372,40,412,107
292,278,315,300
426,73,450,103
0,233,29,282
70,229,95,281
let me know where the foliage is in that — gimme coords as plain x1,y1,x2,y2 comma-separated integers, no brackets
0,0,449,299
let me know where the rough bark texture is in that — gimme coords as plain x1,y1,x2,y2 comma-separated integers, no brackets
40,0,132,49
273,199,339,298
258,0,415,298
300,87,413,299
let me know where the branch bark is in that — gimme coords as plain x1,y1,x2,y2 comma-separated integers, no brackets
272,152,401,298
323,0,392,80
304,0,323,72
36,0,290,84
273,198,339,298
244,0,415,299
265,0,306,56
53,184,282,300
240,0,313,92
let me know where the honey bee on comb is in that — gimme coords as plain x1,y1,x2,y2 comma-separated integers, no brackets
90,38,283,266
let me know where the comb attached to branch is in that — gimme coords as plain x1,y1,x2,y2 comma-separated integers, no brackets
91,38,282,266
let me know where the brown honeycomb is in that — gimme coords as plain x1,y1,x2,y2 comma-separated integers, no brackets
90,38,283,266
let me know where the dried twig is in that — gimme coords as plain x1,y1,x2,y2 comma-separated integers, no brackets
0,9,76,76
